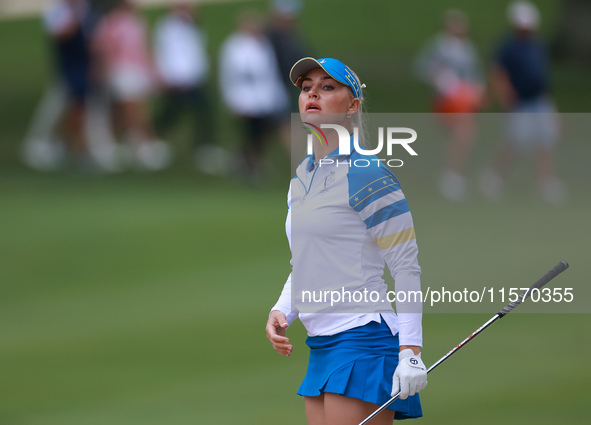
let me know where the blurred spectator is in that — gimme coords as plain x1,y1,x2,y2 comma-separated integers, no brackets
21,76,69,171
22,0,95,171
480,1,565,204
553,0,591,67
415,9,484,202
219,10,289,180
266,0,307,106
153,1,218,171
266,0,309,152
92,0,171,171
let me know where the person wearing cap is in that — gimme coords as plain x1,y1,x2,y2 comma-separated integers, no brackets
480,0,565,203
265,57,426,424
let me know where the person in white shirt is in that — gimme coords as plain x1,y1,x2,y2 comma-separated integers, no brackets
266,57,427,424
153,2,215,153
218,10,289,178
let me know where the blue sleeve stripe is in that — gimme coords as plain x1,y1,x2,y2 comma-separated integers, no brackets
350,176,394,200
346,152,402,212
363,199,410,230
350,181,400,212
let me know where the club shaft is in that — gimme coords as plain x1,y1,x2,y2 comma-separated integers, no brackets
358,260,569,425
426,314,500,374
359,314,500,425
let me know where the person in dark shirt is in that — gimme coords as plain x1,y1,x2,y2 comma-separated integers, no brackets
496,25,549,105
266,0,310,153
480,0,565,204
44,0,95,167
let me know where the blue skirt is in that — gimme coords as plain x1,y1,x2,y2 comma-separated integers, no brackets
297,319,422,420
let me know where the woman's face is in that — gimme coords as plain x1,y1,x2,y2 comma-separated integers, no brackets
298,68,359,124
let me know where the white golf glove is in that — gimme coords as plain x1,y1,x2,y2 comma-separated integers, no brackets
392,348,427,399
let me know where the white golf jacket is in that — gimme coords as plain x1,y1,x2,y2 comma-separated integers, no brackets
272,143,423,347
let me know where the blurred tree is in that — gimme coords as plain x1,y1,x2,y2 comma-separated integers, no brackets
552,0,591,66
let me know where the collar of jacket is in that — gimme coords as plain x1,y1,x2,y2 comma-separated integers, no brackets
307,134,355,172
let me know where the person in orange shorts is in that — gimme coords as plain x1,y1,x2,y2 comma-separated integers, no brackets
415,10,484,201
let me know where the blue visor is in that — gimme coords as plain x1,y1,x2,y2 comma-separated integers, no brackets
289,57,363,99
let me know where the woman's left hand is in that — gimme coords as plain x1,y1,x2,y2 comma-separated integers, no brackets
392,348,427,399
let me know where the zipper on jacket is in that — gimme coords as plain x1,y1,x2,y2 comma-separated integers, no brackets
297,164,319,202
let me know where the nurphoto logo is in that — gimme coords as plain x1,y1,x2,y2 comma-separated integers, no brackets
304,123,418,168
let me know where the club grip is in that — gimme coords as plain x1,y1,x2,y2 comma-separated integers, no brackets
498,260,569,317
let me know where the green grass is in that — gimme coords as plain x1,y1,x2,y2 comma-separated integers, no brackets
0,172,589,424
1,0,590,424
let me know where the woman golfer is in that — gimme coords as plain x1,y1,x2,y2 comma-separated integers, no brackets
266,57,427,424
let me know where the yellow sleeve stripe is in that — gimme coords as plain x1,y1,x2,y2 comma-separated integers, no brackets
375,227,416,249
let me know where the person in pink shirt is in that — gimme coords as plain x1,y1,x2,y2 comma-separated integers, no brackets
92,0,171,170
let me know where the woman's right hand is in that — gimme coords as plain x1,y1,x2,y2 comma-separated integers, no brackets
266,310,293,356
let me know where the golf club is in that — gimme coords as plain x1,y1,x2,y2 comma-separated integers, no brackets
359,259,570,425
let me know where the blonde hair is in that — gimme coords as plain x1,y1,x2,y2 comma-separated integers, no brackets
348,68,369,148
